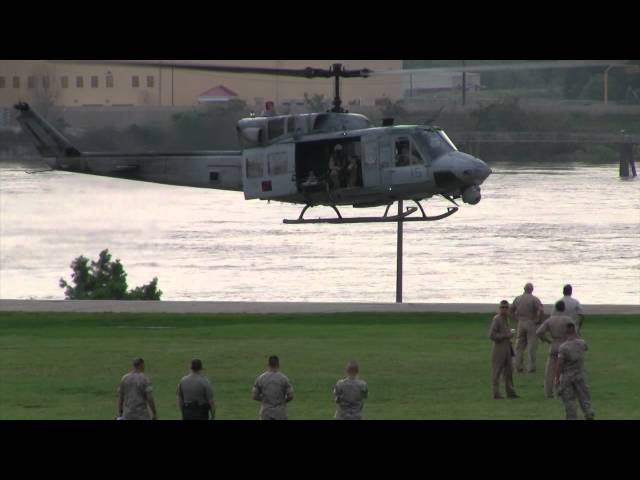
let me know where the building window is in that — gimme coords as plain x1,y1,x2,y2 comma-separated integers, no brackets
132,76,139,88
0,77,5,88
42,76,50,90
61,76,69,88
76,76,84,88
146,76,154,88
91,76,99,88
28,76,36,89
13,77,20,88
106,75,114,88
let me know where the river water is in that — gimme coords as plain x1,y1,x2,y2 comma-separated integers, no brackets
0,160,638,305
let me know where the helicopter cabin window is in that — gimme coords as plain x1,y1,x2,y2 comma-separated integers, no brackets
394,137,424,167
267,117,285,140
246,157,264,178
268,152,288,176
287,116,295,134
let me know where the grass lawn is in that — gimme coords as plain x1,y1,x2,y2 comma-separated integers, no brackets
1,312,638,420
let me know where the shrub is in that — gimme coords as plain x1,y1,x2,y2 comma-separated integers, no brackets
60,249,162,300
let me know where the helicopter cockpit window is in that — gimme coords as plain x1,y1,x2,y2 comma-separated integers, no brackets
410,143,424,165
417,129,456,158
267,118,285,140
394,137,424,167
395,137,411,166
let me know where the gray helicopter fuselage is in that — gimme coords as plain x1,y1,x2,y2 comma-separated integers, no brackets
240,120,490,207
15,104,490,208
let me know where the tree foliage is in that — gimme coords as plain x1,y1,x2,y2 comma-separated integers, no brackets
304,93,330,112
59,249,162,300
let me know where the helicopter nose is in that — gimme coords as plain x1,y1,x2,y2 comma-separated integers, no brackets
459,155,492,185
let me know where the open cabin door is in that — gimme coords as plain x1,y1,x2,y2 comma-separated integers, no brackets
242,144,297,200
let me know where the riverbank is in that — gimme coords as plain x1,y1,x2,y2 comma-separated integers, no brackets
1,300,638,315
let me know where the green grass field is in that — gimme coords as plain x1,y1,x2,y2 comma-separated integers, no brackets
1,312,638,420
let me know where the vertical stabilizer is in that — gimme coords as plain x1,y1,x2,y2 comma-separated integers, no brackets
14,102,81,158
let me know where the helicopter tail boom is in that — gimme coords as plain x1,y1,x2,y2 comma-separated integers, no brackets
14,102,82,159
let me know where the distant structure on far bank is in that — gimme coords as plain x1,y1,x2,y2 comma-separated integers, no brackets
0,60,404,111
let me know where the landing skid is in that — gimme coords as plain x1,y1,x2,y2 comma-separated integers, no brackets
283,200,458,224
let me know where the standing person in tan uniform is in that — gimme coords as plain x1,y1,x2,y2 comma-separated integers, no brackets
333,360,369,419
252,355,294,420
554,323,595,420
176,359,216,420
510,282,544,373
536,300,573,398
117,357,157,420
489,300,518,399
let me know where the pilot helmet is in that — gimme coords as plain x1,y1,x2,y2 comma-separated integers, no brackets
334,144,343,151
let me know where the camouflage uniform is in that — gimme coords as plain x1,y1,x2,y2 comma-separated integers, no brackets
511,293,543,372
118,371,153,420
557,338,594,420
333,376,368,420
536,314,572,398
489,313,517,398
253,370,293,420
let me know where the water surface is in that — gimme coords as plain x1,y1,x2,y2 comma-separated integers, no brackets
1,160,638,304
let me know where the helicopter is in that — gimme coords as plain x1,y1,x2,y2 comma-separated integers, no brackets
20,60,608,225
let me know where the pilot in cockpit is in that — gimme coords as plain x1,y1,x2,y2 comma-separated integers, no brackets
396,145,411,166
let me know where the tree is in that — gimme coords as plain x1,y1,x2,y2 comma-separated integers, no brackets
304,93,330,113
30,64,60,120
60,249,162,300
377,97,407,120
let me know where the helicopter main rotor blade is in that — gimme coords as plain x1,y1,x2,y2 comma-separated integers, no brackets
53,60,372,79
370,60,630,76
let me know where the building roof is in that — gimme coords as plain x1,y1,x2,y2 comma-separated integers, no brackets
198,85,238,99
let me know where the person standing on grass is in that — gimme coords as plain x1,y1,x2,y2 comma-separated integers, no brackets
177,359,216,420
510,282,544,373
333,360,368,420
252,355,293,420
555,323,595,420
117,357,157,420
536,300,573,398
552,284,585,334
489,300,519,400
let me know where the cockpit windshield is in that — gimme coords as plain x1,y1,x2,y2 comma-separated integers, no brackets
416,129,457,159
